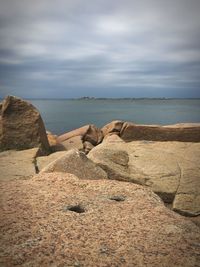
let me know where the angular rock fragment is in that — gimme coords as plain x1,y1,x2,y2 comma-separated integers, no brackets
40,149,108,180
101,120,124,137
36,151,68,171
0,95,50,154
58,124,103,147
83,141,94,154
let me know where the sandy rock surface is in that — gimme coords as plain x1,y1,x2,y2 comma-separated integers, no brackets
88,138,200,216
0,172,200,267
0,148,40,181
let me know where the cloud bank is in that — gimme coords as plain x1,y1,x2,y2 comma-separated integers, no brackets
0,0,200,98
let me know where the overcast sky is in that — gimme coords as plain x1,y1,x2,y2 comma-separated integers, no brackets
0,0,200,98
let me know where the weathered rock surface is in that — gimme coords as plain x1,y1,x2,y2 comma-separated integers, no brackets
0,148,40,181
0,96,50,154
0,116,2,144
46,131,65,152
41,149,108,180
0,172,200,267
120,122,200,142
0,102,2,115
36,151,68,172
88,138,200,216
101,120,124,137
58,124,103,146
82,124,103,145
61,135,84,151
83,141,94,154
58,125,90,142
46,131,57,146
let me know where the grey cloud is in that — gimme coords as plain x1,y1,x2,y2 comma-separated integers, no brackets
0,0,200,98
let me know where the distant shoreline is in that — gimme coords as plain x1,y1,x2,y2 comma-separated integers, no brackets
1,97,200,101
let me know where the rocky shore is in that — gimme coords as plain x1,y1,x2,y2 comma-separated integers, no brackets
0,96,200,266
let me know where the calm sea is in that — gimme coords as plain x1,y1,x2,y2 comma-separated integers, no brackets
28,99,200,135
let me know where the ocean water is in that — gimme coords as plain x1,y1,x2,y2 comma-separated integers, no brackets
29,99,200,135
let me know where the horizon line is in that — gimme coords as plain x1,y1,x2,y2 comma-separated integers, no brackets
1,97,200,100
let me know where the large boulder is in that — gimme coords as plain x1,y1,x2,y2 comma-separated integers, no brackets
40,149,108,180
120,122,200,142
88,138,200,216
0,148,40,181
0,96,50,154
0,172,199,266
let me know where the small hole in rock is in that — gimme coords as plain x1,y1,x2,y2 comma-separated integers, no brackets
64,204,85,213
109,196,126,202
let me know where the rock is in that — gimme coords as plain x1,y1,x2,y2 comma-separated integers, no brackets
172,145,200,216
83,124,103,145
88,140,200,216
58,125,90,142
58,124,103,146
101,120,124,137
0,96,50,154
0,148,40,181
0,102,2,139
0,116,2,144
120,122,200,142
61,135,84,151
103,134,125,143
0,102,2,115
40,149,108,180
0,172,200,266
46,131,57,146
88,147,138,184
46,131,66,152
36,151,68,172
83,141,94,154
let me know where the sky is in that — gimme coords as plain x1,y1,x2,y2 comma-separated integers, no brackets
0,0,200,98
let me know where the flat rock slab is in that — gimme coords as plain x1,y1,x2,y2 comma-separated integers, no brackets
0,148,39,181
88,138,200,216
0,173,199,267
61,135,84,151
120,122,200,142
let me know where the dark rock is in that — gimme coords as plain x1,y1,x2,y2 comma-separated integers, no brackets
58,124,103,147
0,95,50,154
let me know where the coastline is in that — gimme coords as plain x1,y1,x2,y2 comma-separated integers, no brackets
0,96,200,266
